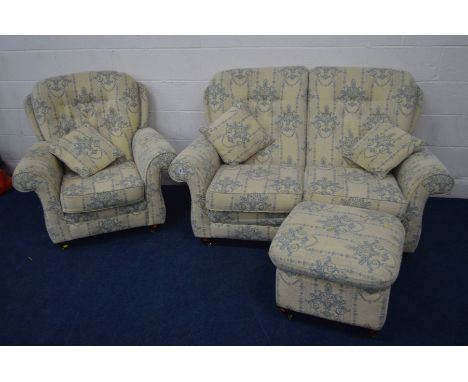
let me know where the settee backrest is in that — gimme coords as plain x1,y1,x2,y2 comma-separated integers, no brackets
306,67,423,168
27,71,149,160
204,66,309,167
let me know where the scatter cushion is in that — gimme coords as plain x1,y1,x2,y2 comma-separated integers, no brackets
49,125,123,177
200,103,271,164
60,161,144,213
342,123,425,178
206,164,303,213
303,166,408,218
269,200,405,289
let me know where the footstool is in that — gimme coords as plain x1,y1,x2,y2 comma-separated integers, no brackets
269,201,405,331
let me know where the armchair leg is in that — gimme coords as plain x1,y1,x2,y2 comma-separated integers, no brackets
59,242,71,250
367,329,379,338
149,224,159,233
201,237,214,246
278,307,294,320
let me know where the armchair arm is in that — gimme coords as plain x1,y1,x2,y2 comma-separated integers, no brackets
132,128,176,182
13,141,63,193
394,148,454,252
13,142,70,243
169,135,221,237
132,127,176,225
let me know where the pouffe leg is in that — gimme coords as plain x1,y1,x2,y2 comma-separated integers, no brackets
275,269,390,331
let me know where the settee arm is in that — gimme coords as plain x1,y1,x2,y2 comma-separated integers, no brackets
169,135,221,237
394,148,454,252
132,127,176,225
13,142,71,243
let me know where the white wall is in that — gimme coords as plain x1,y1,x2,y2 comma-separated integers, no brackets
1,36,467,197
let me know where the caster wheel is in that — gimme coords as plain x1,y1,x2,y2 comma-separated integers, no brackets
60,242,71,250
367,329,379,338
149,224,159,233
201,238,214,246
278,307,294,320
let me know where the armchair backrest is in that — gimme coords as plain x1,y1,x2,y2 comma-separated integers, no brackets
307,67,423,167
204,66,309,167
26,71,149,160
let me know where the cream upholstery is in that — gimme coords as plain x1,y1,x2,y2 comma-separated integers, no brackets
270,201,405,330
13,71,176,243
172,66,453,252
60,161,144,213
206,164,303,213
303,166,408,218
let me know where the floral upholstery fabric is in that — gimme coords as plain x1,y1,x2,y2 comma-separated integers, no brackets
169,136,222,238
49,125,123,177
270,201,405,330
60,161,144,213
29,71,146,160
269,201,405,289
206,164,303,213
13,142,72,243
394,148,454,252
14,71,175,243
201,103,271,164
303,166,408,218
343,122,425,178
207,211,288,227
132,127,176,225
307,67,422,168
204,66,308,166
276,269,390,330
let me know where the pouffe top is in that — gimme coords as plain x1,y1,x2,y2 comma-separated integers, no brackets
269,201,405,289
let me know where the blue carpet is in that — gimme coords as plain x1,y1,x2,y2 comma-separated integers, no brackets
0,186,467,345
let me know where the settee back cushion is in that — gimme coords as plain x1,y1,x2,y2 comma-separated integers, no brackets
204,66,309,167
30,71,147,160
307,67,423,167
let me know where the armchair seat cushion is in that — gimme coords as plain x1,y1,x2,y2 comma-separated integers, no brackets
304,166,408,218
60,161,144,213
206,164,303,213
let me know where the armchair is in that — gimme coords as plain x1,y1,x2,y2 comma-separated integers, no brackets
13,71,176,245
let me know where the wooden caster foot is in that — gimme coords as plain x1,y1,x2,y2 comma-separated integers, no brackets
367,329,379,338
59,242,71,250
149,224,159,233
278,307,294,320
201,238,214,246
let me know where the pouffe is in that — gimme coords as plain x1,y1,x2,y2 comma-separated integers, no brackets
268,201,405,331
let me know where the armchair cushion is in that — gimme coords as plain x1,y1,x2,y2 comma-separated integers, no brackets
206,164,303,213
343,123,425,178
200,103,271,164
49,125,123,177
304,166,408,218
60,160,144,213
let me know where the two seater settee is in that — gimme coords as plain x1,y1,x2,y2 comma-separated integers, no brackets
169,66,454,253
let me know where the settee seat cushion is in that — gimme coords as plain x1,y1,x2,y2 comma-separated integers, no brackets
206,164,303,213
303,166,408,218
60,161,144,213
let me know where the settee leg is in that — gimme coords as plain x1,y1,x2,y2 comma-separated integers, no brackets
59,242,71,250
201,237,214,246
278,307,294,320
149,224,159,233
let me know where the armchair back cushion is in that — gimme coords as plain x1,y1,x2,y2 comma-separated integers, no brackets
204,66,309,167
29,71,149,160
307,67,423,168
